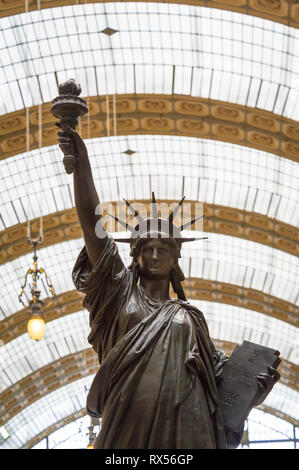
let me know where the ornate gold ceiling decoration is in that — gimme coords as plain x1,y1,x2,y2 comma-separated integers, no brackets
0,349,98,428
1,95,299,163
1,201,298,269
0,0,299,27
1,346,297,433
258,404,299,427
1,273,297,347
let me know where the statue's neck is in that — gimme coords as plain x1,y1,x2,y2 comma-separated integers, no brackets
139,276,170,303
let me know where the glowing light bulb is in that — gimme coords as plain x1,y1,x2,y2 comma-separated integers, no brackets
27,315,46,341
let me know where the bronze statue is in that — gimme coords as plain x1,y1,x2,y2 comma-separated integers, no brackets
55,81,280,449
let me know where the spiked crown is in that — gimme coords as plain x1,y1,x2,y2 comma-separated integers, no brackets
109,193,207,258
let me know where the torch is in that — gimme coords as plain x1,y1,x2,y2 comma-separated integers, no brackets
51,79,88,174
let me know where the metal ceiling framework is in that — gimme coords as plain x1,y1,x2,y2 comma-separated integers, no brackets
1,135,298,228
0,0,298,448
1,96,299,163
1,0,299,26
1,4,299,119
1,230,298,319
1,278,297,347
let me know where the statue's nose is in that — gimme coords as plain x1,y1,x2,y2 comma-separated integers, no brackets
152,248,159,259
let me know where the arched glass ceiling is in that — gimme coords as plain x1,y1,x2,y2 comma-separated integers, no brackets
1,232,298,321
0,311,90,392
0,344,298,449
0,3,298,118
1,136,298,230
33,413,98,449
1,300,298,395
0,375,93,449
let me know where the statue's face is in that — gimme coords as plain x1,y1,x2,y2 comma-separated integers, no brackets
137,239,175,280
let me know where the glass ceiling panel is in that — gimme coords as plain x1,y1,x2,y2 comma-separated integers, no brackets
1,230,298,322
1,136,298,231
1,298,297,396
0,3,298,118
0,375,93,449
0,311,90,393
33,413,100,449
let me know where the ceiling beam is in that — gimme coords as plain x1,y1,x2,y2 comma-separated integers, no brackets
1,95,299,163
0,277,297,348
0,0,299,28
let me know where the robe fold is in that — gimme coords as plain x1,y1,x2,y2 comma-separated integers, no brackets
72,235,241,449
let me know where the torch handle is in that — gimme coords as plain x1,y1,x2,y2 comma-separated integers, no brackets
57,119,78,175
63,154,76,174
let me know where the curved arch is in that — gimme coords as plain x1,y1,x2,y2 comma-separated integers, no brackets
1,0,299,27
1,202,298,266
0,349,98,428
1,95,299,163
1,346,297,433
1,229,298,320
2,136,299,231
0,375,93,449
0,279,297,348
1,303,297,399
23,409,87,449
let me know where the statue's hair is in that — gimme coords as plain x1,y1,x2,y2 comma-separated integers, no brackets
128,238,186,301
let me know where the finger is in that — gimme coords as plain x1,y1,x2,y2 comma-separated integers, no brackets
257,377,267,388
268,366,280,380
64,125,82,143
57,131,67,137
64,125,77,136
58,144,72,152
58,144,72,151
57,137,72,144
58,142,72,148
267,366,279,376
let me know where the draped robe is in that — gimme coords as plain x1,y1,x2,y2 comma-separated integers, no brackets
72,236,242,449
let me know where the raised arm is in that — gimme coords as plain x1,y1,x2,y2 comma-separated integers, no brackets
58,126,106,266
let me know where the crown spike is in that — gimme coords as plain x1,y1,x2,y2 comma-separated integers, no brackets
123,199,144,223
179,214,204,231
107,213,135,232
181,236,208,243
151,192,158,219
168,197,185,223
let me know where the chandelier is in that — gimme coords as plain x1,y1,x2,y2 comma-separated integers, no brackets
18,219,56,341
